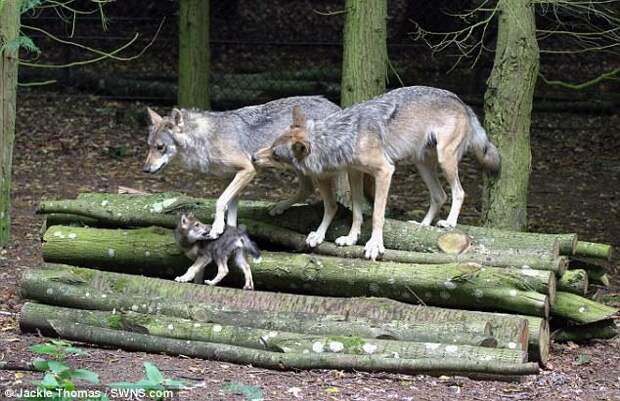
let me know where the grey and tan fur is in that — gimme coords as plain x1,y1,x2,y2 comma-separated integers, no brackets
253,86,500,260
143,96,340,238
174,214,261,290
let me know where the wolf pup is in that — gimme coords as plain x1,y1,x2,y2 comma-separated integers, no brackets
253,86,500,260
143,96,340,239
174,214,260,290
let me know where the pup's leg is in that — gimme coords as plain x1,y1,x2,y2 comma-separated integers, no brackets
234,249,254,290
269,172,313,216
436,125,466,228
175,255,210,283
335,169,364,246
415,158,447,226
209,163,256,238
364,162,395,260
306,176,338,247
204,258,230,286
227,196,238,227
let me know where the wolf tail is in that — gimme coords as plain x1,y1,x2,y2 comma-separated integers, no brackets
466,106,501,176
241,235,262,263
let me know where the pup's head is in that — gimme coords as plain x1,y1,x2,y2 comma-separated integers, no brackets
143,107,185,174
176,213,211,243
252,105,312,169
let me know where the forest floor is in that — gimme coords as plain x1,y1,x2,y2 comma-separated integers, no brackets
0,91,619,400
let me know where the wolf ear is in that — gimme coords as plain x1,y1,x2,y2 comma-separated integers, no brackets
147,107,163,126
171,108,184,129
292,105,306,128
180,214,188,225
291,140,310,160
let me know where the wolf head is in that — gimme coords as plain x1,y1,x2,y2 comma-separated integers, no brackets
176,213,211,243
143,107,185,173
252,106,312,169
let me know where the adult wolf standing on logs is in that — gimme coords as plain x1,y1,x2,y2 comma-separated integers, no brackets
253,86,501,260
142,97,340,238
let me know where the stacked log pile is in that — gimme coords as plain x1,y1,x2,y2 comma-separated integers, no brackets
18,192,618,380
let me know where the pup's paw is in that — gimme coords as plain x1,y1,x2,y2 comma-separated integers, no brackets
208,220,226,239
268,201,290,216
305,231,325,248
335,234,358,247
364,236,385,261
204,279,216,286
175,274,193,283
243,282,254,290
437,219,456,229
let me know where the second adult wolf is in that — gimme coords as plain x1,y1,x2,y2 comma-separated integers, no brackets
253,86,500,260
143,96,340,239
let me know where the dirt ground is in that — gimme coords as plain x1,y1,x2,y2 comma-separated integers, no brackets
0,91,619,400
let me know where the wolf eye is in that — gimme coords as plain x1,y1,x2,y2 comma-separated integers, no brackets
194,222,200,227
156,144,166,152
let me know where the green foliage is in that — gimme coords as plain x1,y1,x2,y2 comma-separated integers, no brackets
30,339,87,360
0,35,40,55
222,382,264,401
20,0,43,13
108,362,186,401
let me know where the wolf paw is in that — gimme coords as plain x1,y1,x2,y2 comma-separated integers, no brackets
364,236,385,261
208,219,226,239
305,231,325,248
204,279,216,286
335,234,358,247
243,282,254,290
268,201,290,216
175,274,193,283
437,219,456,229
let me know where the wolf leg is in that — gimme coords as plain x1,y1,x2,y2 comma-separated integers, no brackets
336,169,364,246
415,159,447,226
364,163,394,260
204,258,230,286
209,165,256,238
234,249,254,290
269,172,314,216
306,176,338,247
175,255,210,283
227,196,239,227
437,148,465,229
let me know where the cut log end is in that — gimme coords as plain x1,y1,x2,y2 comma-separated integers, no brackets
537,319,550,367
437,232,472,254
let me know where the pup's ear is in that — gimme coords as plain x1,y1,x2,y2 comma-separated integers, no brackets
292,105,306,128
147,107,163,126
291,140,311,160
180,214,188,225
171,108,184,129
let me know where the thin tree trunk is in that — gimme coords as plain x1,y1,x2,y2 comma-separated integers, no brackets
481,0,539,231
178,0,210,109
0,0,20,245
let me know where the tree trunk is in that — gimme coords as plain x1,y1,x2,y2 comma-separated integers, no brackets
0,0,20,245
48,321,540,379
481,0,539,231
41,225,553,317
21,266,548,364
338,0,388,205
178,0,210,109
20,303,527,364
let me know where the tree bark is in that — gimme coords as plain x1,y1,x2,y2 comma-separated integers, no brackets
178,0,210,109
48,321,539,379
0,0,20,245
20,303,528,364
41,225,554,317
481,0,539,231
21,266,548,364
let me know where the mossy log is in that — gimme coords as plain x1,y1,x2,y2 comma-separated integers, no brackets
552,319,617,342
574,241,614,261
21,266,549,364
37,193,564,258
557,269,588,295
550,292,618,324
47,321,539,379
568,258,610,287
19,301,497,348
41,225,553,316
20,303,527,364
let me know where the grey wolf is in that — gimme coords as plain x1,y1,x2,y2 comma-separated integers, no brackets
143,96,340,239
174,213,261,290
253,86,500,260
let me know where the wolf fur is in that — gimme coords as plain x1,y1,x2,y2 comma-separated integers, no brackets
143,96,340,238
253,86,500,260
174,214,260,290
